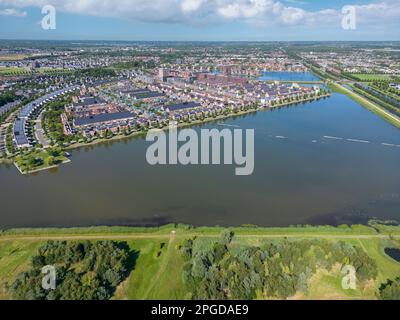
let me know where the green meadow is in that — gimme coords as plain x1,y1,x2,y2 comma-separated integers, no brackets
350,74,393,81
0,67,31,76
0,224,399,300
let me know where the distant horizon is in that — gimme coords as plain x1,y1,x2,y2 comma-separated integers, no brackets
1,39,400,43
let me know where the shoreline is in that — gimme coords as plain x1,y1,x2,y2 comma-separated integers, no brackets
67,93,331,151
305,65,400,129
3,93,331,174
13,158,71,175
0,158,12,165
330,82,400,129
0,222,399,239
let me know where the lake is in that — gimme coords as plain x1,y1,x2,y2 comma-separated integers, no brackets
0,92,400,228
259,71,321,82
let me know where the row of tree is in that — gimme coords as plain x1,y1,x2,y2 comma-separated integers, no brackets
42,98,76,145
112,60,156,70
352,84,400,117
0,91,17,107
371,81,400,99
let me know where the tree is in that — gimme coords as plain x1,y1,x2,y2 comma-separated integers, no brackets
181,235,378,300
220,230,234,246
47,156,55,166
10,240,130,300
380,278,400,300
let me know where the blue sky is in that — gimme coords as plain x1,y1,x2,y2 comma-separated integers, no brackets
0,0,399,41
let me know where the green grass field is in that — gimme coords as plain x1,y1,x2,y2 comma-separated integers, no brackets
0,224,399,300
0,54,30,61
0,241,42,299
0,67,31,76
0,67,72,76
111,237,186,300
350,74,392,81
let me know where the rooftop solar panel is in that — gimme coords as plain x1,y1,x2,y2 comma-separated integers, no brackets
164,102,201,111
13,85,80,148
74,111,134,126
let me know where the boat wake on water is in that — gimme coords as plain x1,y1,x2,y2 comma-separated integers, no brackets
257,130,400,149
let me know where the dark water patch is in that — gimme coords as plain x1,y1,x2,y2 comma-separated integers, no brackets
306,208,374,226
369,193,400,210
0,215,173,230
384,248,400,262
93,216,173,227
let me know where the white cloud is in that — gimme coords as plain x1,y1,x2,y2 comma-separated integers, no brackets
352,1,400,22
181,0,204,13
284,0,306,5
0,0,398,28
0,7,26,17
280,7,305,25
217,0,282,20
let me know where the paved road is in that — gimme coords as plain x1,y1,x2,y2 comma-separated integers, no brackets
34,118,50,148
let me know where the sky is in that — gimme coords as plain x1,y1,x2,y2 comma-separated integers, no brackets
0,0,399,41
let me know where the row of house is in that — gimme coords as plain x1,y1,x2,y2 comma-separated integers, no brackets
13,85,80,149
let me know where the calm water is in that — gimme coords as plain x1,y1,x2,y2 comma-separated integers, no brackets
259,71,321,82
384,248,400,262
1,92,400,228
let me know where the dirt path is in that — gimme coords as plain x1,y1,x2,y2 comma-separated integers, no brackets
357,239,369,254
142,232,176,299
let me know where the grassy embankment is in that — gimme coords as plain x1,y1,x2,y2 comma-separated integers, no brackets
0,224,399,300
305,63,400,129
329,82,400,129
